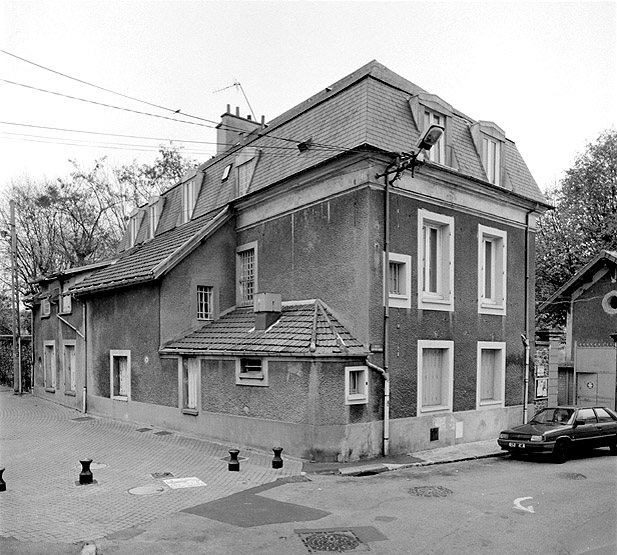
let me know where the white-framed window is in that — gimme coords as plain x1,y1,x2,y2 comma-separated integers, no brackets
235,357,268,386
385,252,412,309
127,211,140,248
345,366,369,405
423,110,446,164
60,293,72,314
476,342,506,408
180,179,199,224
63,341,76,392
222,163,232,181
237,241,257,306
196,285,213,320
417,340,454,415
482,135,501,185
41,298,51,318
180,357,200,414
478,225,507,315
147,197,162,240
418,210,454,311
43,340,56,390
110,350,130,401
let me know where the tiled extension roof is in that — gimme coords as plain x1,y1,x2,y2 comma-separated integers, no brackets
71,208,229,295
160,299,368,357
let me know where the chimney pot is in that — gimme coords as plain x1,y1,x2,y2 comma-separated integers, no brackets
235,106,240,116
254,293,282,330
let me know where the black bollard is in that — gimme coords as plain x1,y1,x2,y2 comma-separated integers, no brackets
272,447,284,469
228,449,240,472
0,467,5,491
79,458,94,485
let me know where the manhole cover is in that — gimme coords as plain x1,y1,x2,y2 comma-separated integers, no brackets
408,485,453,497
298,530,362,552
557,472,587,480
128,485,165,496
151,472,175,479
136,428,152,432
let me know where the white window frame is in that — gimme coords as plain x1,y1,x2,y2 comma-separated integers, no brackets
179,357,201,414
478,225,507,315
43,340,56,390
482,135,501,186
345,366,369,405
41,298,51,318
418,210,454,311
476,341,506,409
384,252,412,309
196,285,214,320
237,241,258,306
110,350,131,401
423,109,446,165
237,160,253,197
222,163,232,181
127,213,139,248
147,197,162,240
417,340,454,415
181,179,199,224
235,357,268,386
63,341,77,393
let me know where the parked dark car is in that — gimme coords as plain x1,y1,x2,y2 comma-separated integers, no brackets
497,406,617,463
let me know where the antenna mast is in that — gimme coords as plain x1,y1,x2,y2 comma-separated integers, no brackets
213,79,256,121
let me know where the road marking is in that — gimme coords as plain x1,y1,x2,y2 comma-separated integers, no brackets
513,497,535,513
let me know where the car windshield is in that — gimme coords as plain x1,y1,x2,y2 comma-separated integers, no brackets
529,408,574,425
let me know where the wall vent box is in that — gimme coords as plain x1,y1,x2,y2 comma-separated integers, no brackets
254,293,281,313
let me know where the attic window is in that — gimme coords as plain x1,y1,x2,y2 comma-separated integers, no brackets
222,164,232,181
127,211,140,248
181,179,199,224
471,121,505,187
423,110,446,165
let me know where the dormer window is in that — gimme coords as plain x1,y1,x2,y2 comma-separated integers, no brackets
423,110,446,164
409,94,454,168
222,164,232,181
471,121,506,187
147,196,163,240
127,209,140,248
181,180,197,223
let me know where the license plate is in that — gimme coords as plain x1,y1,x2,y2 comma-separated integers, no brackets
508,442,525,448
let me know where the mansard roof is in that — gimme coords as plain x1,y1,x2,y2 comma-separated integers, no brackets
160,299,367,357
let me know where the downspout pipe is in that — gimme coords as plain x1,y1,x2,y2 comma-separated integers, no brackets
367,361,390,457
82,302,88,414
522,208,534,423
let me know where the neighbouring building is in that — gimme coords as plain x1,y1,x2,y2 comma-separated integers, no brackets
30,61,550,461
539,250,617,410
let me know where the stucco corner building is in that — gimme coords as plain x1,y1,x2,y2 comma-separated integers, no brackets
30,61,551,462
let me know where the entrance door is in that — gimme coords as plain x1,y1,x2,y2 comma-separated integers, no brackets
576,372,598,406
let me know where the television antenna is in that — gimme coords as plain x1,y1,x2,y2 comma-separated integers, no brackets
213,79,256,122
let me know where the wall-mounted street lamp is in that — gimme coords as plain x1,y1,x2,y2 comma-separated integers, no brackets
376,124,445,182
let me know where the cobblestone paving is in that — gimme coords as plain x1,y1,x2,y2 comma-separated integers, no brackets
0,391,302,543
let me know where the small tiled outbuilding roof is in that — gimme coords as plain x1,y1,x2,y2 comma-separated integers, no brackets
539,250,617,312
71,207,230,295
160,299,368,357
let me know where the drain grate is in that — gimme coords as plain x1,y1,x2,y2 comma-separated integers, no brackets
72,417,94,422
298,530,363,553
408,485,453,497
136,428,152,432
151,471,175,479
557,472,586,480
153,431,172,436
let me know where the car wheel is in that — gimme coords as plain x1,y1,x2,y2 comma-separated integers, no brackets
553,440,570,464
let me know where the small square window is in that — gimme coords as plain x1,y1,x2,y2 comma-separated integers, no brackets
385,253,412,309
345,366,369,405
236,358,268,386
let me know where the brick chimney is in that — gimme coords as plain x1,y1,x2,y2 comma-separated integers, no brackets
216,105,265,155
254,293,282,331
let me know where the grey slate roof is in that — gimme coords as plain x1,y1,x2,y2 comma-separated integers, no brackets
161,299,368,357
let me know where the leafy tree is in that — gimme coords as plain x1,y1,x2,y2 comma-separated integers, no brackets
536,128,617,328
0,144,196,296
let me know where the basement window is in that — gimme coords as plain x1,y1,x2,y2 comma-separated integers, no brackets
236,358,268,386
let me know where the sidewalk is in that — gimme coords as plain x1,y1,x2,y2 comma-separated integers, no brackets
0,390,506,553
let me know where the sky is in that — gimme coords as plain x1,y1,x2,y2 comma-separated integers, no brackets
1,1,615,196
